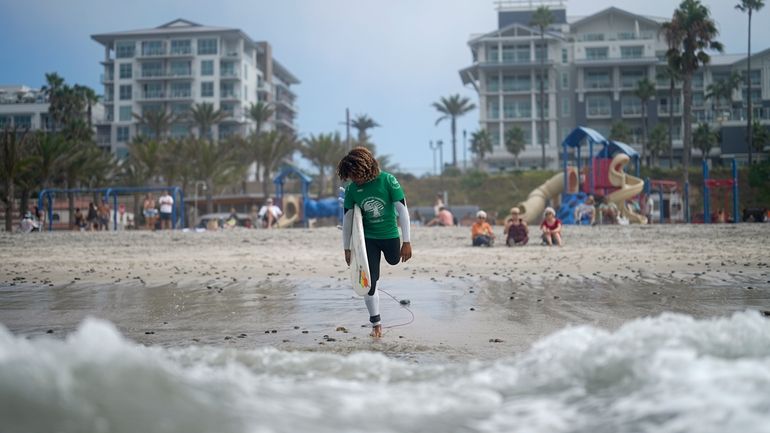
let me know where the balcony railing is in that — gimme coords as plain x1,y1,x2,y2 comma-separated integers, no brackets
220,70,239,78
138,69,194,79
168,90,193,100
585,81,613,89
587,107,611,117
220,91,240,100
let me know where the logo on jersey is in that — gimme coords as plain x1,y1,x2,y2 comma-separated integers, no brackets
388,174,401,190
361,197,386,219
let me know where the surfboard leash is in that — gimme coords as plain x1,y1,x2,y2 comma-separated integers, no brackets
378,288,415,330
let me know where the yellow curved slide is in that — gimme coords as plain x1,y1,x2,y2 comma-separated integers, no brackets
607,153,647,224
517,172,565,224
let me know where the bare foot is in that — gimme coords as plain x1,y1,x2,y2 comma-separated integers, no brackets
370,325,382,338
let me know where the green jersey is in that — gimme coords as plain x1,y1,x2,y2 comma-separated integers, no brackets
344,171,405,239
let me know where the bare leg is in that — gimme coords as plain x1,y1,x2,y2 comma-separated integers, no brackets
370,324,382,338
554,233,563,246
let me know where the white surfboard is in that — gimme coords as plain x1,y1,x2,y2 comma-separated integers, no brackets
350,205,371,296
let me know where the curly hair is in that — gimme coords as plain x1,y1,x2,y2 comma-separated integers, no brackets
336,146,380,183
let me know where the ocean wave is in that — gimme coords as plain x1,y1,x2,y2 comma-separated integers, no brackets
1,312,769,433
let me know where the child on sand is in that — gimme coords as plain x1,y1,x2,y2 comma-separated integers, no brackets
504,207,528,246
338,147,412,338
471,210,495,247
540,207,563,246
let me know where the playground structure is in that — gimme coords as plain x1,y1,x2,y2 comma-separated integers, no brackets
644,180,684,224
272,166,342,228
517,127,647,224
702,159,739,224
38,186,185,231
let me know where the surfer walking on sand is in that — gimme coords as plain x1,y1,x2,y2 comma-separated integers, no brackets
337,147,412,338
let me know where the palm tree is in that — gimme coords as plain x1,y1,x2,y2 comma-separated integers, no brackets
663,0,723,187
610,121,631,143
351,114,380,145
634,78,656,166
301,132,346,197
41,73,65,131
432,94,476,167
693,123,717,162
31,132,69,190
189,102,227,139
648,124,669,167
247,101,274,135
469,129,493,167
126,136,163,184
133,110,176,139
186,137,244,213
73,84,99,129
1,127,34,231
504,127,526,168
736,0,765,164
531,5,554,169
252,131,298,198
656,64,681,168
705,72,741,119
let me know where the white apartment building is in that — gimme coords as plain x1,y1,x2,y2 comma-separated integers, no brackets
91,19,299,158
461,1,770,170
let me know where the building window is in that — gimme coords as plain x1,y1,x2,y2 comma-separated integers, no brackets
142,83,163,99
220,82,236,98
201,60,214,76
486,76,499,92
585,70,611,89
116,41,135,58
621,96,642,116
117,126,130,142
198,38,218,55
141,62,163,78
201,82,214,97
561,96,570,116
535,73,549,90
586,95,611,117
486,45,499,62
586,47,609,60
244,64,248,80
119,63,132,79
119,85,132,101
561,48,568,64
561,71,569,89
486,101,500,119
170,82,191,98
221,61,237,77
170,61,191,77
141,40,165,56
658,96,681,115
617,32,637,41
742,69,761,86
170,39,191,55
620,70,645,89
171,103,191,116
503,98,531,119
620,46,644,59
534,43,547,61
119,106,132,122
0,116,8,129
582,33,604,41
503,74,531,92
13,115,32,128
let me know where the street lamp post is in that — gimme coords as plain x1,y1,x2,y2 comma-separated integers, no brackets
437,140,444,174
429,140,439,176
194,180,207,226
463,129,467,170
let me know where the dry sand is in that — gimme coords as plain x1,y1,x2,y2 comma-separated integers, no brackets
1,224,769,363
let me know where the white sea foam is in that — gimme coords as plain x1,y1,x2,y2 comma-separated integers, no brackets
1,312,770,433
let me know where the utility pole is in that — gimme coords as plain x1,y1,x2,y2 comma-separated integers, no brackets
346,108,351,150
463,129,467,170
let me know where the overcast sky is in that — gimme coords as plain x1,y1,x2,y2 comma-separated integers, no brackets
1,0,766,175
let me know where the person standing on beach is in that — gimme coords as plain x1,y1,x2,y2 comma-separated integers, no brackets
143,194,157,230
158,190,174,230
337,147,412,338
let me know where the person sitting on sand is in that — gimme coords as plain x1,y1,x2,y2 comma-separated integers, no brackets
258,198,283,228
574,195,596,225
427,206,454,227
503,207,528,246
338,146,412,338
471,210,495,247
597,196,618,225
540,207,563,246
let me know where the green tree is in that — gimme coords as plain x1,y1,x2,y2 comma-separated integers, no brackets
663,0,724,186
531,5,554,169
656,64,681,167
73,84,99,130
41,72,65,131
469,129,493,167
648,124,669,167
301,132,346,197
736,0,765,164
1,127,35,231
253,131,298,198
504,127,526,168
610,121,631,143
350,114,380,145
133,110,176,139
247,101,274,135
705,72,741,117
634,78,656,166
189,102,227,139
432,94,476,167
126,136,163,184
752,119,770,154
693,123,717,162
377,154,400,174
186,137,244,213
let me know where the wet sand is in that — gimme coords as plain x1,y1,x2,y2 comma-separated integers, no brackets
0,224,768,362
